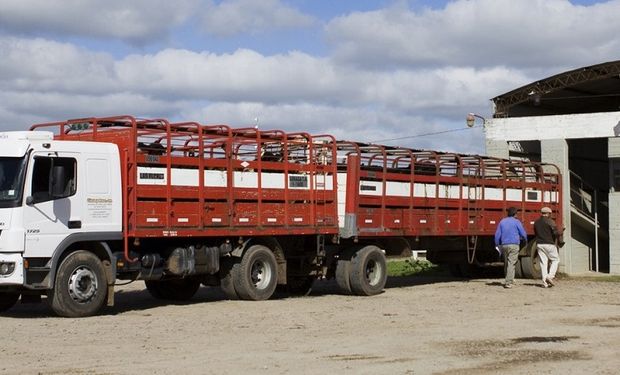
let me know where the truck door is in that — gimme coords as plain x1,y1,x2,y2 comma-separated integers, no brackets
23,152,82,258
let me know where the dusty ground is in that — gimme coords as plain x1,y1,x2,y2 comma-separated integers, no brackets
1,272,619,375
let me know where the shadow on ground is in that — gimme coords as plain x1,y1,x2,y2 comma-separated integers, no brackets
2,265,512,318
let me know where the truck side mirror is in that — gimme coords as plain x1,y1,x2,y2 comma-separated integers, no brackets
25,196,34,206
51,165,66,198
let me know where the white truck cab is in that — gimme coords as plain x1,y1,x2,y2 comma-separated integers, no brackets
0,131,122,316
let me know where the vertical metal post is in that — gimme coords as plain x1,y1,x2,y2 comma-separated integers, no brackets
594,189,599,272
342,154,360,238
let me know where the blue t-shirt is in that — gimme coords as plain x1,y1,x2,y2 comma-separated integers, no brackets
494,216,527,246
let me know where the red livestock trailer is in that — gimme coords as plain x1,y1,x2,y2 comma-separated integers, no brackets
0,115,561,316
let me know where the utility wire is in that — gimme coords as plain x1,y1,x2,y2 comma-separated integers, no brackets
370,124,483,144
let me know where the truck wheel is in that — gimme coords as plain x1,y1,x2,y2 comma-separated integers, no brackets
49,251,108,317
335,257,352,294
349,245,387,296
145,278,200,300
521,256,542,279
219,258,240,300
233,245,277,301
0,292,20,312
520,241,542,279
286,276,314,296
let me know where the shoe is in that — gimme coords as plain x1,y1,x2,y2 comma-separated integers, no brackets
541,284,549,288
546,277,555,287
504,284,512,289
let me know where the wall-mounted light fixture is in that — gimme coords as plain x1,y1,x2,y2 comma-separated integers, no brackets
466,113,486,128
528,90,541,106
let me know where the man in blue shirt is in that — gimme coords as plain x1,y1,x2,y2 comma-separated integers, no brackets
494,207,527,289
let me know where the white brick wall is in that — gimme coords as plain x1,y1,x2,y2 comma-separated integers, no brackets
486,112,620,141
486,112,620,274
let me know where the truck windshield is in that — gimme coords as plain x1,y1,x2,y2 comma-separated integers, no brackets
0,156,27,207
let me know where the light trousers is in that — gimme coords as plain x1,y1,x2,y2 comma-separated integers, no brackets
537,243,560,282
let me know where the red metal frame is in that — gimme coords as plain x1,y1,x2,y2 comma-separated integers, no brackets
29,116,562,257
335,141,562,237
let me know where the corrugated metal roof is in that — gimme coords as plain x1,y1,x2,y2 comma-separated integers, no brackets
492,60,620,118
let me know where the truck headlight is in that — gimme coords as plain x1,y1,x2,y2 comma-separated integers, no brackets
0,262,15,276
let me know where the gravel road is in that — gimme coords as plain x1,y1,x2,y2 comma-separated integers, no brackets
1,274,619,374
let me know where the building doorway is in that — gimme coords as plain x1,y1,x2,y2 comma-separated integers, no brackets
568,138,609,272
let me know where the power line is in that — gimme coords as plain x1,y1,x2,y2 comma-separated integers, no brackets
370,124,483,144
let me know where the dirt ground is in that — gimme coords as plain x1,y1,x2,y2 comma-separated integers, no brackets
1,272,619,375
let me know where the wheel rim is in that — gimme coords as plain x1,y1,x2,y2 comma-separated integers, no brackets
365,258,382,286
250,259,272,290
68,266,98,303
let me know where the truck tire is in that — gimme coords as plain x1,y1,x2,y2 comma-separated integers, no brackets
219,258,240,300
49,251,108,317
520,241,542,280
286,276,314,296
521,256,542,279
233,245,277,301
145,278,200,300
0,292,20,312
349,245,387,296
335,258,352,294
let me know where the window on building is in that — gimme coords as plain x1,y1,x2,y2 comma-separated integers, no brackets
610,158,620,192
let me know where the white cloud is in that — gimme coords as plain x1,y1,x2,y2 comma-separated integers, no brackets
114,48,523,118
182,102,486,153
115,48,350,103
0,35,530,153
201,0,316,36
0,0,198,44
0,37,116,94
0,90,186,123
326,0,620,69
2,0,614,154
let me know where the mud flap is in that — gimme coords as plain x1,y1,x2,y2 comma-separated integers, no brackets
103,259,115,306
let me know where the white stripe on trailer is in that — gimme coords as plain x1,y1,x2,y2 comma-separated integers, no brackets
205,170,227,187
337,173,347,228
505,188,522,201
438,185,460,199
414,183,436,198
544,191,559,203
484,187,503,201
137,167,327,190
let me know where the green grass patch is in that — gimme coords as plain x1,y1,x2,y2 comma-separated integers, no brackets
387,259,439,277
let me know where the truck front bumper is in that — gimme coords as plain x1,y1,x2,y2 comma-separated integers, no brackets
0,253,24,286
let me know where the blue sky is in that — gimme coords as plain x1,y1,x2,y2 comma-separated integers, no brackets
0,0,617,153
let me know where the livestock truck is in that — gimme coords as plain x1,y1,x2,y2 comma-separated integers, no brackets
0,116,562,317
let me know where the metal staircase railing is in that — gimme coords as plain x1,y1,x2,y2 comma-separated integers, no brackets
569,170,602,271
569,170,597,222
